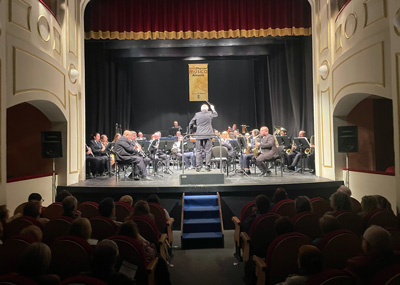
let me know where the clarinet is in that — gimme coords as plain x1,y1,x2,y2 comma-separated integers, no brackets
85,143,95,157
133,140,147,158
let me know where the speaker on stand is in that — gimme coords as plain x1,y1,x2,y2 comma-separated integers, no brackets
337,126,358,187
42,131,62,202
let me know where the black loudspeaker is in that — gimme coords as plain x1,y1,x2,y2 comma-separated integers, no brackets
338,126,358,153
41,131,62,158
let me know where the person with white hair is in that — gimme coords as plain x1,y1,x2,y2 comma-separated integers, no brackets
337,185,352,196
189,103,218,172
346,225,396,283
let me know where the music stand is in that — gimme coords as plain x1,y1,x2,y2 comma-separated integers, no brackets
276,136,291,149
293,137,310,174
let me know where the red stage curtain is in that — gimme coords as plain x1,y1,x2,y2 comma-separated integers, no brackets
84,0,311,40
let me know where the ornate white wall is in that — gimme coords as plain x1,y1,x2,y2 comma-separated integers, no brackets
0,0,89,210
309,0,400,208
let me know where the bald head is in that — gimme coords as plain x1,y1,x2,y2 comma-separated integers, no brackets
201,104,209,111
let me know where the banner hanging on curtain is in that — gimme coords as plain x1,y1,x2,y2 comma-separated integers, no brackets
188,64,208,101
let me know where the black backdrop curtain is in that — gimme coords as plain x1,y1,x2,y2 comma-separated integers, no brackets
85,37,313,140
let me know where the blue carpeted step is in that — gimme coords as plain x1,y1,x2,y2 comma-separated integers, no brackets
183,205,220,219
183,218,221,233
182,232,223,239
184,195,218,206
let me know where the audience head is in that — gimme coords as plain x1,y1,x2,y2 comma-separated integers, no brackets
373,195,392,211
21,225,43,242
23,202,41,218
70,218,92,240
297,245,323,276
118,220,139,239
92,239,119,272
275,216,294,236
294,196,312,214
55,190,72,203
98,197,115,218
255,195,270,214
62,196,78,214
147,194,161,205
272,187,288,204
337,185,352,197
28,193,42,203
18,242,52,278
361,195,378,213
319,214,341,235
119,195,134,206
329,191,352,211
362,225,392,254
133,200,152,217
0,205,9,220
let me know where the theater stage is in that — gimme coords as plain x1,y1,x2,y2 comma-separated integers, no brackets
58,169,343,229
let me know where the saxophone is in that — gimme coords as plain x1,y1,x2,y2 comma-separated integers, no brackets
304,136,314,154
245,137,251,154
252,135,261,158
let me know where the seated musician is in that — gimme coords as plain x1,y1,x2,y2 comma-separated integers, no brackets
89,132,110,174
255,126,278,176
239,131,258,175
131,131,151,166
85,145,104,178
148,131,170,173
218,131,235,169
105,133,121,169
171,121,183,133
214,129,220,137
137,132,147,141
287,130,307,171
113,130,152,180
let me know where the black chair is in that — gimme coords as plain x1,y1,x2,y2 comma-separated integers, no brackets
263,146,284,177
211,146,230,176
112,150,139,181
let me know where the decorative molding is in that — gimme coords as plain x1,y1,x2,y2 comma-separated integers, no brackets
68,91,80,174
68,64,78,84
394,8,400,36
67,0,78,57
332,41,385,102
344,13,357,39
363,0,387,28
9,0,31,32
320,88,333,168
319,60,330,80
53,27,61,55
335,24,342,53
37,15,50,42
396,53,400,168
319,0,329,54
13,47,66,108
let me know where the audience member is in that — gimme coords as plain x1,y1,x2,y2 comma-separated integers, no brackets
337,185,352,197
329,191,352,211
346,225,396,283
319,214,341,235
271,187,288,206
55,190,72,203
62,196,81,219
20,225,43,242
147,194,170,219
99,197,116,220
0,222,3,245
117,221,171,285
279,245,323,284
119,195,134,207
241,195,271,234
69,218,92,241
275,216,294,236
17,242,60,284
127,200,155,222
23,201,49,227
294,196,312,214
360,195,378,217
374,195,392,212
82,239,134,285
28,193,43,205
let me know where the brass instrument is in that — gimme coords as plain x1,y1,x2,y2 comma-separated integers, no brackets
245,137,251,154
304,136,314,155
252,135,261,158
286,139,295,154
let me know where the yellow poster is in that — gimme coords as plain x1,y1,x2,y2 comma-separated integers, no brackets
188,64,208,101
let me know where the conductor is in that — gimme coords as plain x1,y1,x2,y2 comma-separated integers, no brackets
189,103,218,172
